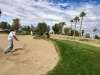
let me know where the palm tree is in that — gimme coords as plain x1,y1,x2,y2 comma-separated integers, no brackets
0,9,2,17
93,28,97,39
73,16,80,38
67,20,74,40
70,19,74,30
81,30,84,37
79,11,86,37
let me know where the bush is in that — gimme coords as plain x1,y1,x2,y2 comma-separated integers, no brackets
45,32,50,38
20,31,30,35
95,35,100,39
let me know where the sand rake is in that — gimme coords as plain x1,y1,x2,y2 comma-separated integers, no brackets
19,41,27,50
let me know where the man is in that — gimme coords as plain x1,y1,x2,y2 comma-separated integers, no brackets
31,31,33,35
4,30,19,54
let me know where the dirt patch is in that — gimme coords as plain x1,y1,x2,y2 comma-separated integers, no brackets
0,34,59,75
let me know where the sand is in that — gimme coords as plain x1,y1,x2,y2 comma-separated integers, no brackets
0,34,59,75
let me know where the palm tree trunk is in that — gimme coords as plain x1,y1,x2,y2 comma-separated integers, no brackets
73,22,77,39
67,22,72,40
94,32,95,39
79,17,83,37
71,22,72,30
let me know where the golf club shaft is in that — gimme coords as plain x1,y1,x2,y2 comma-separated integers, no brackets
19,41,26,44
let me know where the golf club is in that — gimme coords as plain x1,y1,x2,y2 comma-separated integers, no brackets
19,41,27,49
19,41,26,44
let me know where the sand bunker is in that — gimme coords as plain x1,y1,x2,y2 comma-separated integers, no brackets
0,34,59,75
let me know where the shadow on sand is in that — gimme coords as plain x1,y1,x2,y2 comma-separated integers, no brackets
13,48,24,52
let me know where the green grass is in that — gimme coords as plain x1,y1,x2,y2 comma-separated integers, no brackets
46,38,100,75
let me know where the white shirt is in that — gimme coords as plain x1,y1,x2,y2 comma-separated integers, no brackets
31,31,33,35
8,31,16,40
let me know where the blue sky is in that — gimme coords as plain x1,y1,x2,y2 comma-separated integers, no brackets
0,0,100,37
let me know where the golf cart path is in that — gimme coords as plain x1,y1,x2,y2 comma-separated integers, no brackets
0,34,59,75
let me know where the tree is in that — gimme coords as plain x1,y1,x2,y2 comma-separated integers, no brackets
79,11,86,37
42,22,48,33
30,25,34,31
12,18,21,30
21,25,31,31
67,20,74,39
52,23,58,34
37,23,42,34
95,35,100,39
58,22,66,34
47,25,50,33
73,16,80,37
64,27,71,35
85,33,90,38
37,22,48,35
71,29,79,37
70,19,74,30
0,21,7,29
81,30,84,37
93,28,97,38
27,25,31,31
0,9,2,17
52,22,66,34
6,24,11,29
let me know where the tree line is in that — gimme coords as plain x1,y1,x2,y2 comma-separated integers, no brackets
51,11,99,39
0,11,99,39
0,18,50,35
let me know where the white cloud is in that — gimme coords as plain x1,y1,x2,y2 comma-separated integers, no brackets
0,0,100,36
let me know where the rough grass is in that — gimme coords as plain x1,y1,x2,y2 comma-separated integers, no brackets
50,34,100,46
46,38,100,75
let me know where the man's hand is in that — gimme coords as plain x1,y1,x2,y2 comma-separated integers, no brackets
14,35,19,41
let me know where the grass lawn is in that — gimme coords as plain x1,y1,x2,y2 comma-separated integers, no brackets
46,38,100,75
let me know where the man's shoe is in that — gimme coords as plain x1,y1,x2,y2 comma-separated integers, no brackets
4,52,7,54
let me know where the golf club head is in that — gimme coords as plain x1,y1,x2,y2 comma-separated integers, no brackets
23,44,27,50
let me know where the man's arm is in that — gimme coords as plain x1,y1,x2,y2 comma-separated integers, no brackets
13,35,19,41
